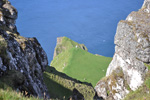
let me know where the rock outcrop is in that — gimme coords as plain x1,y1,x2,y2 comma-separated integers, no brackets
53,36,88,58
0,0,49,98
95,0,150,99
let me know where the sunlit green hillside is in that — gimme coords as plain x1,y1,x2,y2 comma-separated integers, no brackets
51,37,112,86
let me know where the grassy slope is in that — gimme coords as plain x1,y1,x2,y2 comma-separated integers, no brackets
51,47,72,72
43,66,95,100
54,36,87,58
56,36,87,51
0,89,42,100
0,81,42,100
43,70,72,99
51,47,112,86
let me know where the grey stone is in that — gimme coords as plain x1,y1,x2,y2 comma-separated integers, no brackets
95,0,150,99
0,0,50,99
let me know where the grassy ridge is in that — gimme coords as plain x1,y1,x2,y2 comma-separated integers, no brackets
51,47,72,72
54,36,87,58
43,66,95,100
57,37,87,51
51,47,112,86
43,67,72,99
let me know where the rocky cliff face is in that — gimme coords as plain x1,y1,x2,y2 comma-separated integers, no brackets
95,0,150,100
0,0,49,98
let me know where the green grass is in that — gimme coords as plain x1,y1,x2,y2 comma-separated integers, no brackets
145,77,150,88
51,47,72,72
144,63,150,70
0,78,42,100
0,89,42,100
54,36,87,58
51,47,112,86
43,70,72,99
123,85,150,100
124,87,150,100
43,66,95,100
0,70,43,100
59,37,87,51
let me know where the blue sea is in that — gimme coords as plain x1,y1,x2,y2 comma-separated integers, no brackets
9,0,143,63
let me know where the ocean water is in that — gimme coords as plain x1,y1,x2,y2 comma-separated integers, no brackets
9,0,143,62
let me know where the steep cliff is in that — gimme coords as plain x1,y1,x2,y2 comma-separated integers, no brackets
51,37,112,86
95,0,150,100
53,36,88,59
0,0,49,98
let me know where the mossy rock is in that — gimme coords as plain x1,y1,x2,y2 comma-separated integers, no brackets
144,63,150,70
0,70,25,89
0,36,7,58
124,69,150,100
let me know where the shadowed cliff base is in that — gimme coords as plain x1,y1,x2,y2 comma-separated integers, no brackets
43,73,73,99
43,66,95,100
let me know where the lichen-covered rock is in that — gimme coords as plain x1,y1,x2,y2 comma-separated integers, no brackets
0,0,17,32
95,81,107,99
95,68,129,100
0,0,49,98
95,0,150,99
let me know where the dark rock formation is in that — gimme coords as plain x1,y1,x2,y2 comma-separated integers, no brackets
95,0,150,99
0,0,49,98
0,70,25,89
68,88,84,100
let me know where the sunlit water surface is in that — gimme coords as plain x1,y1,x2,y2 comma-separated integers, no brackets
9,0,143,62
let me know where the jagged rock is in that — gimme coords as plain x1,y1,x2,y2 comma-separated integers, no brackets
0,0,17,32
0,0,49,98
95,68,129,100
95,81,107,99
0,58,7,75
95,0,150,100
